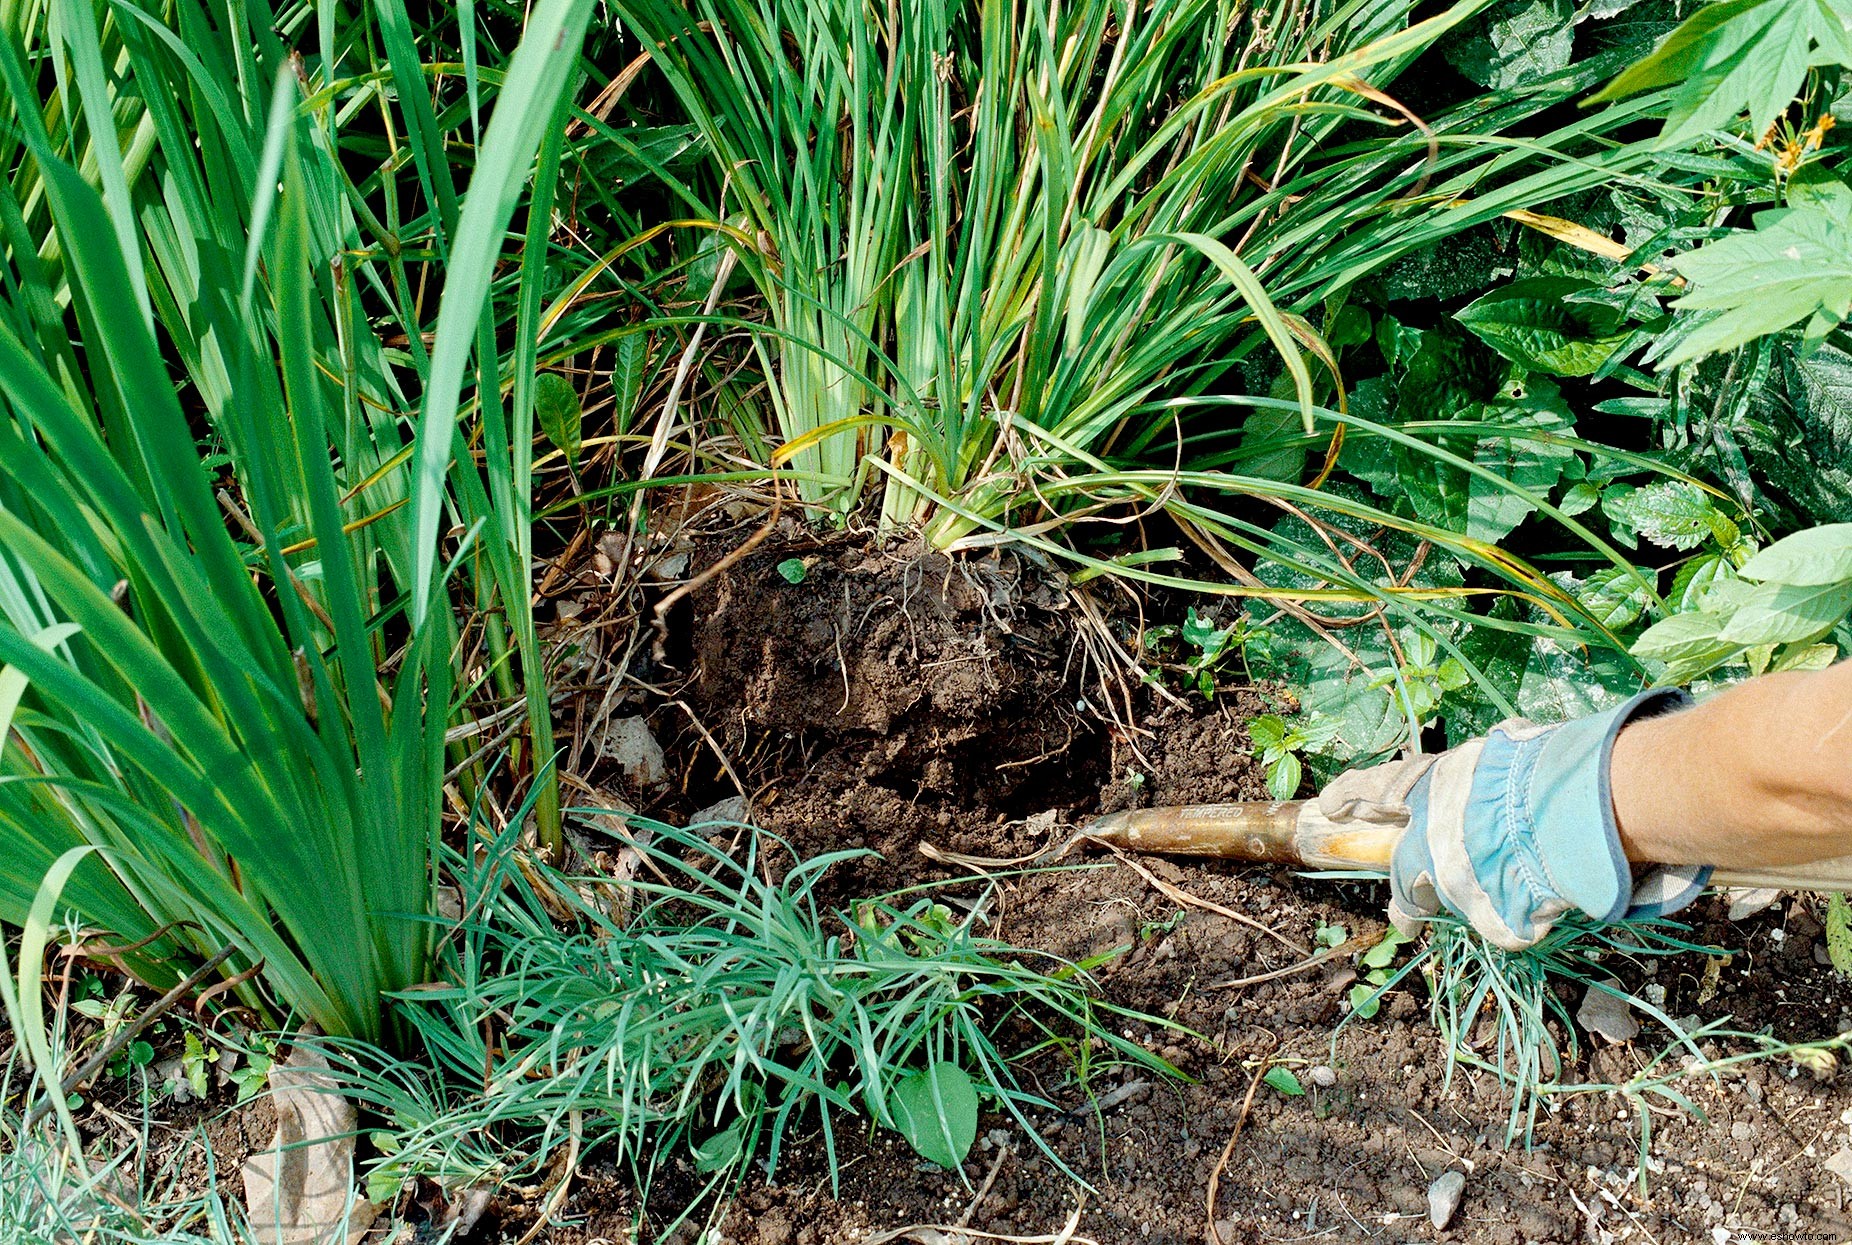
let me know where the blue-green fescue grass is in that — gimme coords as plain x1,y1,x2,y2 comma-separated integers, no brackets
0,894,252,1245
0,1083,253,1245
0,0,597,1039
317,813,1181,1212
1344,911,1852,1173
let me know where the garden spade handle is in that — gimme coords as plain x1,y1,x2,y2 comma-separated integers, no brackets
1081,802,1852,892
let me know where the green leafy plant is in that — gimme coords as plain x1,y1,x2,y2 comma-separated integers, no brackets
888,1061,980,1169
1632,523,1852,682
1141,910,1189,942
1149,608,1268,698
1589,0,1852,146
175,1033,216,1103
1346,925,1415,1019
1827,894,1852,977
1261,1066,1306,1098
1248,713,1342,802
1369,632,1475,730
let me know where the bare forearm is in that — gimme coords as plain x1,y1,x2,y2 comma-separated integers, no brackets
1611,659,1852,868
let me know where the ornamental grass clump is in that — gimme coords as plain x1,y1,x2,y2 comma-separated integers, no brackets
614,0,1679,722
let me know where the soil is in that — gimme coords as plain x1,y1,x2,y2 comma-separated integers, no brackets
537,524,1852,1245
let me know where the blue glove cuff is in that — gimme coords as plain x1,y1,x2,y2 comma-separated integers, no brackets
1531,687,1692,922
1392,688,1698,948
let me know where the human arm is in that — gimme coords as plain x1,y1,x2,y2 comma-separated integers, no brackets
1611,657,1852,869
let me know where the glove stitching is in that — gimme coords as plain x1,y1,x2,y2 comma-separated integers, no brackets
1503,731,1552,920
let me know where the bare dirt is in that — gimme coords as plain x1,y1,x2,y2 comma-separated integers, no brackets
543,525,1852,1245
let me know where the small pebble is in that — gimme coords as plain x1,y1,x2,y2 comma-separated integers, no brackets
1310,1065,1337,1088
1427,1169,1465,1230
1577,981,1640,1043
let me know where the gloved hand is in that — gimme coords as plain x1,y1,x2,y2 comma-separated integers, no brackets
1317,689,1712,950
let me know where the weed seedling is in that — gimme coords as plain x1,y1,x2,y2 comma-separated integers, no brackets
1140,910,1187,941
1248,712,1341,801
1347,925,1415,1019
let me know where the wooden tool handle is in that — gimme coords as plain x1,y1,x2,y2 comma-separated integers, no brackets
1082,801,1398,868
1084,802,1852,893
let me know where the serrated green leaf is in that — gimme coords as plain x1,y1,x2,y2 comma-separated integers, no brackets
1660,189,1852,367
1445,0,1576,90
1456,277,1628,376
1469,421,1579,542
1436,658,1471,692
1560,481,1600,517
1183,608,1233,661
1262,1066,1306,1097
610,332,650,434
1294,714,1343,753
889,1062,978,1169
1576,566,1655,629
1602,481,1717,551
533,371,583,465
776,558,808,584
1590,0,1852,145
1716,580,1852,645
1738,523,1852,586
1267,751,1302,802
1247,714,1288,753
1828,894,1852,977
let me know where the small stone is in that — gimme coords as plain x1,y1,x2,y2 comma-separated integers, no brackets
689,795,749,825
1310,1065,1337,1088
1427,1169,1465,1230
1727,887,1783,921
1730,1122,1753,1142
1825,1147,1852,1187
1577,982,1640,1043
1816,943,1834,966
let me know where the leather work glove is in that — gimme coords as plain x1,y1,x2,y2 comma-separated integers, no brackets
1317,689,1712,951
